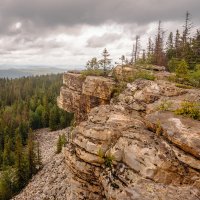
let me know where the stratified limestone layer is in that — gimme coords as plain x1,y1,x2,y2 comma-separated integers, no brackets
57,72,116,122
63,78,200,200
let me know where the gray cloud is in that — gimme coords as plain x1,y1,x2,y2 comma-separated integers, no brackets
0,0,199,35
87,33,122,48
0,0,199,67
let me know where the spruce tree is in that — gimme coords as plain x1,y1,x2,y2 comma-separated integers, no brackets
36,141,42,169
56,135,62,154
26,132,36,178
15,134,24,187
99,48,111,76
175,59,189,77
49,106,60,131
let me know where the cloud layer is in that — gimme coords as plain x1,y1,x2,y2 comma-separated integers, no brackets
0,0,199,67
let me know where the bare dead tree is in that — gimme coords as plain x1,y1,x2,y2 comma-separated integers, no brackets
134,35,140,63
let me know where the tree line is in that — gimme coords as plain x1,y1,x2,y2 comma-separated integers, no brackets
0,74,73,199
85,12,200,87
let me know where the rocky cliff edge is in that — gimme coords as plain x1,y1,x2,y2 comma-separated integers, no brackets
59,66,200,200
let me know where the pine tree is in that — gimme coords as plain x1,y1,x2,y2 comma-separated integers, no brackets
175,59,189,77
166,32,175,61
56,135,62,154
35,141,42,169
61,133,67,147
134,35,140,63
99,48,111,76
153,21,166,66
86,57,99,70
182,11,192,46
146,37,154,63
14,134,24,188
49,106,60,131
26,132,36,178
119,55,125,66
3,138,13,167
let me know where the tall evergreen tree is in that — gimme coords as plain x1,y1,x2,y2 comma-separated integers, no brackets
49,106,60,131
14,134,24,188
99,48,112,76
26,132,36,178
153,21,166,66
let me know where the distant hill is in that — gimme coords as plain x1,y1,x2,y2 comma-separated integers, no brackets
0,67,68,79
0,69,32,79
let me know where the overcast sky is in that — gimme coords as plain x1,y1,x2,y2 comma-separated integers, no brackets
0,0,199,69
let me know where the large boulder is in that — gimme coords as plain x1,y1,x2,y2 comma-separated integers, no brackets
57,72,116,122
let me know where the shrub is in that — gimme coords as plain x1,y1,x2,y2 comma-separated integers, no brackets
104,152,115,168
168,70,200,88
167,58,180,72
175,59,189,77
56,135,62,154
131,70,155,81
195,64,200,71
175,101,200,120
155,120,162,136
97,148,115,168
158,100,172,111
97,148,104,159
175,83,193,89
81,69,110,77
111,82,127,97
188,70,200,88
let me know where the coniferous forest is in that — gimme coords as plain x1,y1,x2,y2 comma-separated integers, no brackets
0,74,73,199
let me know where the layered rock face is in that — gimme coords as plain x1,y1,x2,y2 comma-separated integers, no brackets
59,69,200,200
57,72,116,122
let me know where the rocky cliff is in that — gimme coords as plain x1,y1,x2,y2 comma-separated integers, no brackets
59,67,200,200
57,72,116,123
13,67,200,200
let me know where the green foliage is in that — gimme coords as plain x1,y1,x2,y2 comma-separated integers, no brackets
0,74,74,199
56,135,62,154
84,48,112,77
56,134,67,154
61,133,67,147
167,58,180,72
81,69,106,77
175,59,189,77
175,83,193,89
97,148,104,159
131,70,155,81
0,169,15,200
155,120,162,136
187,70,200,88
158,100,172,111
97,148,115,168
168,69,200,88
86,57,99,70
175,101,200,120
49,105,60,131
195,64,200,71
104,152,115,168
111,82,126,97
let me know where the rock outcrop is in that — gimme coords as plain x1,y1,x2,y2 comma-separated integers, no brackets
57,72,116,123
14,67,200,200
60,70,200,199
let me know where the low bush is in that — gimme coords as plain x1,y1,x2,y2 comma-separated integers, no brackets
158,100,172,111
175,101,200,120
175,83,193,89
97,148,115,168
81,69,110,77
131,70,155,82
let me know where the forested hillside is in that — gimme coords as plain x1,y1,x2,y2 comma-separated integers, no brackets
0,74,73,200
